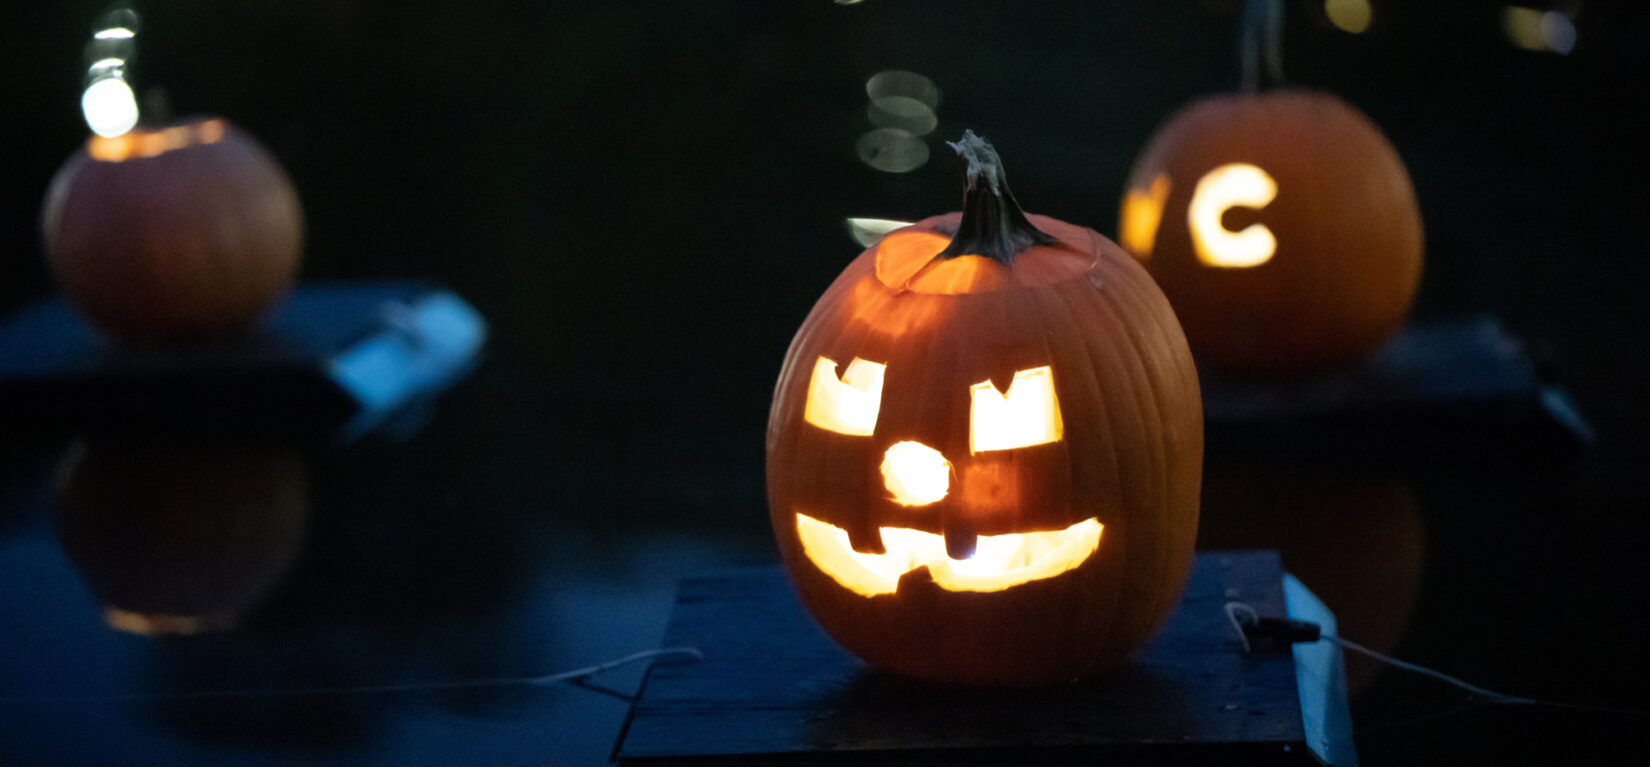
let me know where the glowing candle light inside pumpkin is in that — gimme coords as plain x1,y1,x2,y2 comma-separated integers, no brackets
804,356,885,436
1119,173,1171,258
794,513,1104,597
1188,162,1278,268
881,440,951,506
969,366,1062,452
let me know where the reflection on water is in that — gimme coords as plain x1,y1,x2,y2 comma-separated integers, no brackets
1198,460,1426,693
53,440,310,636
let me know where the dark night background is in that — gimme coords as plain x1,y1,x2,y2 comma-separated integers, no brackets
2,1,1647,765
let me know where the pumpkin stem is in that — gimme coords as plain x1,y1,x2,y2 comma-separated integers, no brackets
937,131,1055,265
1240,0,1286,92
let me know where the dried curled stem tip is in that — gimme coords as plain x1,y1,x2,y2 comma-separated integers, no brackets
950,130,1007,197
938,131,1054,265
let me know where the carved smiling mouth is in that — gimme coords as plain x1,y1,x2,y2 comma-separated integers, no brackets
795,513,1103,597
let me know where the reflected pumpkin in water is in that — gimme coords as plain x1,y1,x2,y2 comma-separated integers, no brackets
1198,461,1424,692
53,441,310,636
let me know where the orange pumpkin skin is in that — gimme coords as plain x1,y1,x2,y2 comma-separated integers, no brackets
40,117,303,343
1121,90,1422,374
767,140,1202,685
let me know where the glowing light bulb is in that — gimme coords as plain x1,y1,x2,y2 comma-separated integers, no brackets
82,77,139,138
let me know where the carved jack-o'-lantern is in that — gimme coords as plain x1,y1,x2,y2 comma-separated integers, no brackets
1119,91,1422,374
768,133,1203,686
1117,2,1422,374
40,117,304,343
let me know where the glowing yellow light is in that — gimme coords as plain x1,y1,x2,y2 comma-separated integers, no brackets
94,27,137,40
1503,7,1575,54
906,254,1009,295
1325,0,1373,34
81,77,139,138
969,366,1062,453
86,119,227,162
104,608,211,636
1119,173,1171,258
795,513,1102,596
804,356,885,436
881,440,951,506
874,231,950,287
1188,162,1278,268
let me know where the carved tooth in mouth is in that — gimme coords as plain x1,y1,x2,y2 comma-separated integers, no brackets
794,513,1103,597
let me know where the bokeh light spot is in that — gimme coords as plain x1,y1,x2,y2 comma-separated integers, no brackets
1503,7,1576,54
857,129,929,173
1324,0,1372,34
868,95,938,136
82,77,139,138
866,70,941,111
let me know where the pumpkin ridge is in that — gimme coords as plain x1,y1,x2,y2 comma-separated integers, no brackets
1101,256,1192,646
1076,265,1163,658
1036,277,1123,660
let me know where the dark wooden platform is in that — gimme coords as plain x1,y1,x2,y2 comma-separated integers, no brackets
1200,315,1592,462
0,282,486,444
616,551,1348,765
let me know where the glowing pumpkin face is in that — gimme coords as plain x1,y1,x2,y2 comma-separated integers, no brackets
796,357,1103,598
768,133,1203,686
1118,90,1423,374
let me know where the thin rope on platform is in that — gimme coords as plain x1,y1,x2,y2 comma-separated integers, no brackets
0,646,704,705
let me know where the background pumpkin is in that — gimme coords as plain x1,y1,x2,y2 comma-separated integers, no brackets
767,133,1203,686
1119,90,1422,374
1118,0,1422,375
40,116,304,343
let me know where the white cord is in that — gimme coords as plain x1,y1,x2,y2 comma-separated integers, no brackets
0,646,704,704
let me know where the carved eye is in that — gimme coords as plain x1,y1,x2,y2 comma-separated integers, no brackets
969,366,1063,453
803,356,885,436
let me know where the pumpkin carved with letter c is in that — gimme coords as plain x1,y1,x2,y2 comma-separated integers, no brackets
1119,90,1422,374
767,133,1203,686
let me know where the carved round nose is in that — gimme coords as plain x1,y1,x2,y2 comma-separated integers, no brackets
880,440,950,506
